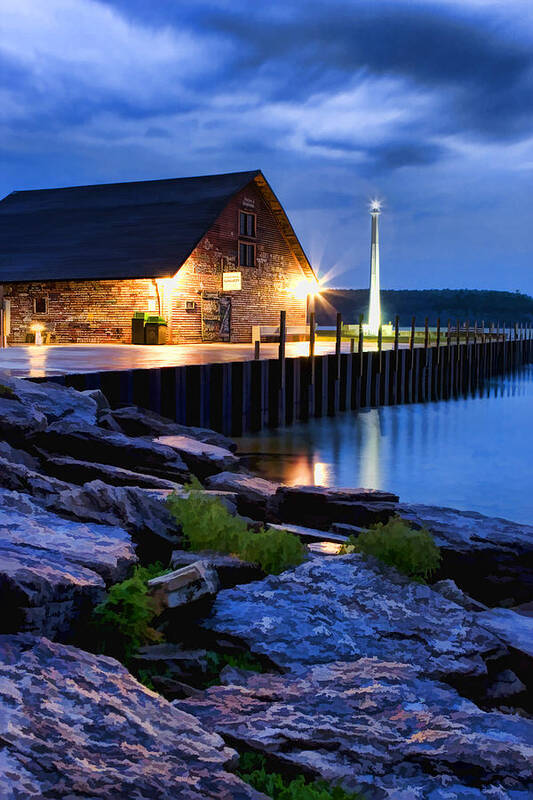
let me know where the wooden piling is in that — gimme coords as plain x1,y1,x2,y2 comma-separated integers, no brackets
41,315,533,437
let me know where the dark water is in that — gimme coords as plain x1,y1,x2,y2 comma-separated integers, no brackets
236,365,533,525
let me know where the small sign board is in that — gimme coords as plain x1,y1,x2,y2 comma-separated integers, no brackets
222,271,242,291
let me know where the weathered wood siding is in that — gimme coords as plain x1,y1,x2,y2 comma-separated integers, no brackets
4,181,308,344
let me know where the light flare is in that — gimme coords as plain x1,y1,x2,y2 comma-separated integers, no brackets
291,277,321,301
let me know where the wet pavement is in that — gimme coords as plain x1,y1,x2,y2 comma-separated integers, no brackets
0,340,411,378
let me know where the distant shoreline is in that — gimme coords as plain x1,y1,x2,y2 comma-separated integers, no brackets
318,288,533,326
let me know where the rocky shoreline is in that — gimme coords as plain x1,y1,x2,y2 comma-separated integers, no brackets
0,373,532,798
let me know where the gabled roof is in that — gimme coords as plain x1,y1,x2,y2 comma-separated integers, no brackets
0,170,314,283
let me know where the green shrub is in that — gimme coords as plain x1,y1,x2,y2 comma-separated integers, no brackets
237,752,364,799
345,516,441,582
166,491,305,575
0,384,17,400
89,562,169,664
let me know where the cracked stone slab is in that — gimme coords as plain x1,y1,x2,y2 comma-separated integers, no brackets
178,658,533,799
0,488,136,638
203,555,504,679
0,634,262,799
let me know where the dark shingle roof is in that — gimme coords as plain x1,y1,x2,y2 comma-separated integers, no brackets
0,169,312,283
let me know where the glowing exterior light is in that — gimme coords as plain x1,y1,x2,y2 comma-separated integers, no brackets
367,200,382,337
291,277,321,301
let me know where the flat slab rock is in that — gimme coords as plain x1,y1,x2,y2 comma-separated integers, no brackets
50,480,181,543
0,397,47,444
0,635,261,800
0,455,72,501
44,453,183,490
476,607,533,658
400,504,533,605
267,485,400,529
0,373,99,425
156,434,239,477
109,404,237,451
36,421,190,482
205,471,279,518
179,658,533,799
0,488,136,638
400,504,533,554
204,555,504,680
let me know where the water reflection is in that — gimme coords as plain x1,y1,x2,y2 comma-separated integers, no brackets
237,366,533,524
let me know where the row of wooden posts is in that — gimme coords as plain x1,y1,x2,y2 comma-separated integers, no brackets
266,311,533,364
44,313,533,436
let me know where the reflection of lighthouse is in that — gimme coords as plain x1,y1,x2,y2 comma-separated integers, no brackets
367,200,381,336
359,408,382,489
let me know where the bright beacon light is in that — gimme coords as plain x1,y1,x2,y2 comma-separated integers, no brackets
367,199,382,336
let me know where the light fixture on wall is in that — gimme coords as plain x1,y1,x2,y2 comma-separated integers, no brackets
290,277,321,301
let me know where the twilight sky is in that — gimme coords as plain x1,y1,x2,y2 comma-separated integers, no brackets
1,0,532,292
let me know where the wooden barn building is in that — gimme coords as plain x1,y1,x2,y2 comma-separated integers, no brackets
0,170,316,344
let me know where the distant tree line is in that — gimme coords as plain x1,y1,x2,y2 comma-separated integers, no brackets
317,289,533,326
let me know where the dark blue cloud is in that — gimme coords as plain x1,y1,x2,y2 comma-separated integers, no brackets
2,0,533,292
101,0,533,135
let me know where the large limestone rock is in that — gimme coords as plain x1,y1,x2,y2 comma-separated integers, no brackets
0,489,136,638
205,471,279,519
267,484,399,529
0,440,40,471
0,635,261,799
0,373,99,425
204,555,503,680
35,421,190,482
400,504,533,605
0,455,71,501
110,405,237,451
179,658,533,799
156,434,239,478
50,480,181,547
44,453,183,490
0,397,47,444
477,607,533,659
0,488,135,584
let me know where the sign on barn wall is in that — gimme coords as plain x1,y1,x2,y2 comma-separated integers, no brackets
201,292,231,341
222,271,242,291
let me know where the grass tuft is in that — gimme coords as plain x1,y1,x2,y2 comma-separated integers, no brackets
341,516,441,583
166,489,305,575
237,751,365,799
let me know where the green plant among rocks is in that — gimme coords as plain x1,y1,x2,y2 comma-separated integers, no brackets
0,383,18,400
340,516,441,583
237,752,365,799
167,490,305,575
204,649,264,686
89,563,169,665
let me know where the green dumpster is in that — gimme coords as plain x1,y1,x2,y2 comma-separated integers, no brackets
145,316,168,345
131,312,150,344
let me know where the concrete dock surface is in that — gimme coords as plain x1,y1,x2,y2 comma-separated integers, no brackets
0,340,414,378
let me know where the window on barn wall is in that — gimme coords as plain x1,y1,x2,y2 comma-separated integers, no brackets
33,296,48,314
239,242,256,267
239,211,256,238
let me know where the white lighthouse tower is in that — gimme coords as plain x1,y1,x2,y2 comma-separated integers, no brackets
367,199,381,337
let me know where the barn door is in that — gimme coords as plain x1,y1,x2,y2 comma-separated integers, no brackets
201,292,231,342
